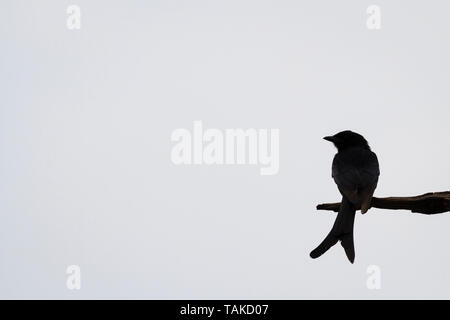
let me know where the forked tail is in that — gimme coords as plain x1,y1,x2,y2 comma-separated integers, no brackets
310,197,356,263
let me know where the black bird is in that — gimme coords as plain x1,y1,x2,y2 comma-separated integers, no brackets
310,131,380,263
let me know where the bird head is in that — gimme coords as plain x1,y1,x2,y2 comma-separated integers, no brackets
323,130,370,151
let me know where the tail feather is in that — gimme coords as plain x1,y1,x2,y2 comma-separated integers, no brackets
309,232,338,259
340,233,355,263
310,197,356,263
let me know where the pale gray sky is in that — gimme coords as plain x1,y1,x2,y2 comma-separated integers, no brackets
1,0,450,299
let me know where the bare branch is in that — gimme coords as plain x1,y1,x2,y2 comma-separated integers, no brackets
316,191,450,215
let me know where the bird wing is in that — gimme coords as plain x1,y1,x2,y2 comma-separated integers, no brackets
332,149,380,207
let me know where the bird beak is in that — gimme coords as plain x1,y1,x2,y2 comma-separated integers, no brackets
323,136,335,142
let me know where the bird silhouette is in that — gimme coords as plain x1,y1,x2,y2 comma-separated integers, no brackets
310,131,380,263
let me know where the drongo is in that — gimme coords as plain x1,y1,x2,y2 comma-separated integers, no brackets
310,130,380,263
